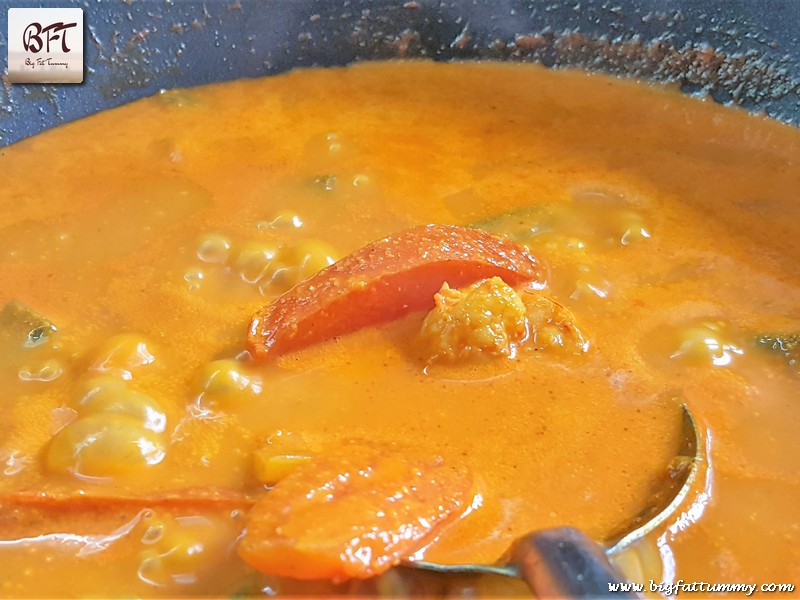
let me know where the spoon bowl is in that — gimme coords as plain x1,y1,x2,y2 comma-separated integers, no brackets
406,404,702,597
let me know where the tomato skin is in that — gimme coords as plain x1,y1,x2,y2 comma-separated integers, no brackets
238,444,472,581
248,225,545,359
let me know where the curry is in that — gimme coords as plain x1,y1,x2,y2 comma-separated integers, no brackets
0,61,798,597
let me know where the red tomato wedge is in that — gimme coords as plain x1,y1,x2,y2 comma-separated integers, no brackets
238,445,472,581
248,224,545,359
0,488,254,538
0,487,253,512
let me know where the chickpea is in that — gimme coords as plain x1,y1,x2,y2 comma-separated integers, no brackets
252,450,312,486
258,209,304,230
229,241,278,284
618,210,651,245
668,319,743,367
74,375,127,402
140,517,166,546
196,359,262,408
352,173,370,187
642,317,744,369
256,262,300,296
570,266,612,301
137,514,232,587
251,240,339,295
77,386,167,433
568,190,653,247
46,413,166,479
88,334,156,380
251,430,317,485
278,239,339,280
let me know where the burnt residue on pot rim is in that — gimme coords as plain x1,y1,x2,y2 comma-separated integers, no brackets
0,0,798,147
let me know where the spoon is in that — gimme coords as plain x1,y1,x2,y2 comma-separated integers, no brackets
406,404,702,598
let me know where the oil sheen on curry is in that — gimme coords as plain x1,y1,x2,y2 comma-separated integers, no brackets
0,62,798,597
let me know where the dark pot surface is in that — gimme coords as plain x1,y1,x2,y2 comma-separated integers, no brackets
1,0,799,146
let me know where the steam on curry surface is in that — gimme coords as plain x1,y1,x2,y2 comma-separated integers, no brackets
0,61,798,596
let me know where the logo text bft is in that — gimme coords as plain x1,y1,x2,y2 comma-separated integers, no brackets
23,21,77,54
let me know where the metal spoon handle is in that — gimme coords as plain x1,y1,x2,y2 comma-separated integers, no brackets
511,526,641,598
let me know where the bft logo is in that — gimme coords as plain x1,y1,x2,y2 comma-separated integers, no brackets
23,21,78,54
7,8,83,84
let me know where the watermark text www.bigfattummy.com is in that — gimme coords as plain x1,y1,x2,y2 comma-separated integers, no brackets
608,580,795,596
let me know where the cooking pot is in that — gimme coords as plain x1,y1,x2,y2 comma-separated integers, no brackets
1,0,798,147
0,1,798,596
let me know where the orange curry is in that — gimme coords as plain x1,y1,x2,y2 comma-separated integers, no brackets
0,61,798,597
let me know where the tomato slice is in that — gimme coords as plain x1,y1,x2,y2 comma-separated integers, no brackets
0,488,254,539
248,224,545,359
238,444,472,581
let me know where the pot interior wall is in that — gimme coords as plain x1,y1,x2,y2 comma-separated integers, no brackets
1,0,799,145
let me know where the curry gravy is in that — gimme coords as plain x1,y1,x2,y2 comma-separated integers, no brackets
0,61,798,596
